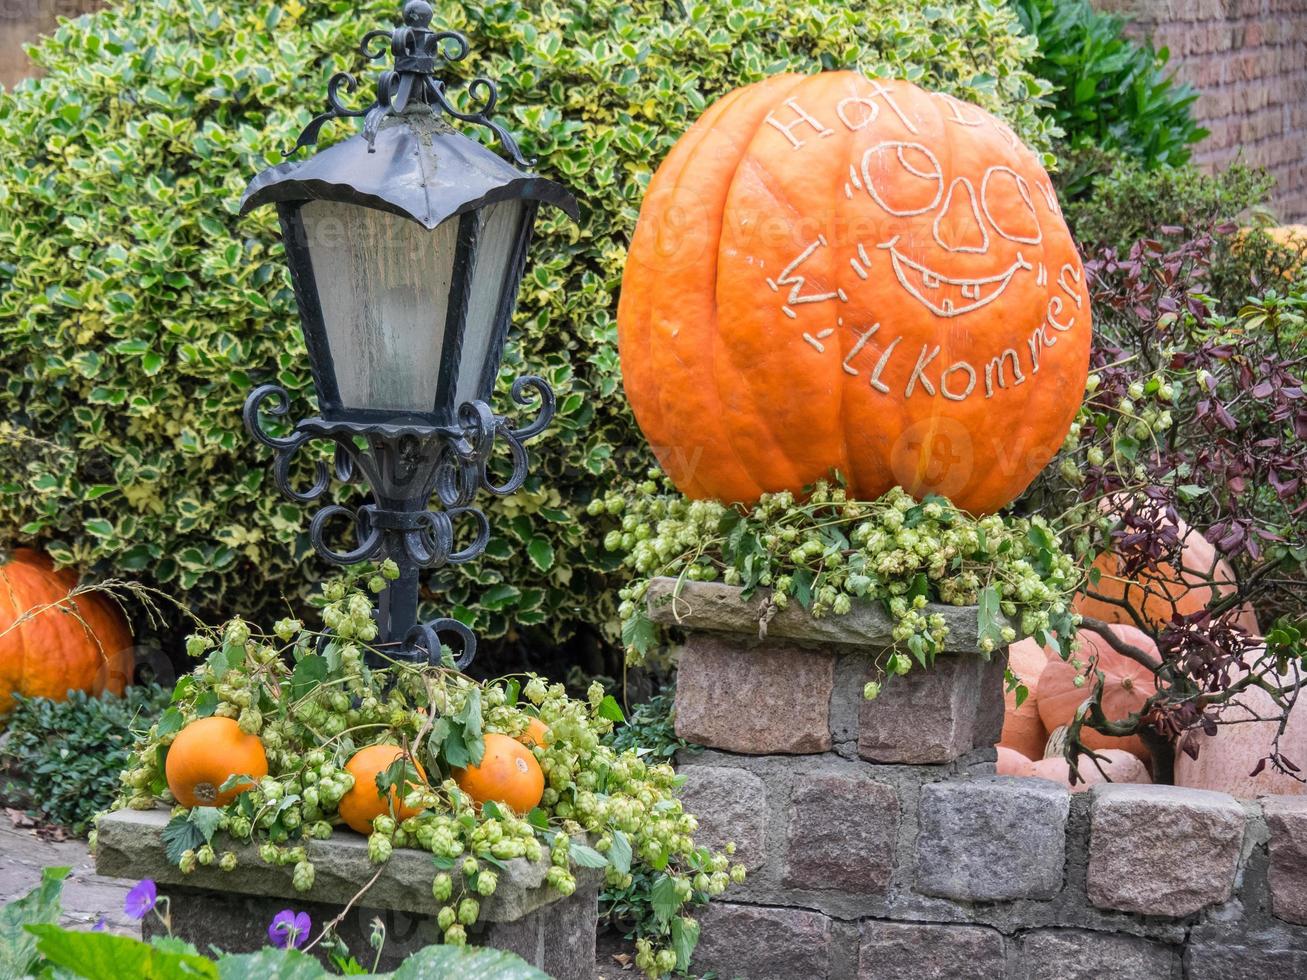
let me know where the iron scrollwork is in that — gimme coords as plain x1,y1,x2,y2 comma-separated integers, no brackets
287,0,530,165
243,376,554,668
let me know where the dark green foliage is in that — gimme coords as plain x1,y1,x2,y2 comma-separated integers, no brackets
604,692,694,763
1013,0,1205,195
0,0,1052,648
0,685,169,835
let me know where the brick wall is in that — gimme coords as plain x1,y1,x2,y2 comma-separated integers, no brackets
1097,0,1307,222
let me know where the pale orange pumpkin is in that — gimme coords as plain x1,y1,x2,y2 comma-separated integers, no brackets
996,745,1035,777
1030,748,1151,792
454,733,545,816
1036,626,1158,760
1074,516,1259,634
618,72,1091,513
1174,648,1307,797
0,548,134,715
1000,637,1054,760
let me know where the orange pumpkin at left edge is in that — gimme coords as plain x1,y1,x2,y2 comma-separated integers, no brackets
338,744,428,835
618,73,1091,513
0,548,134,715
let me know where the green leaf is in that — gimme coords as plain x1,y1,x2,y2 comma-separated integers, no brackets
596,695,625,724
156,707,183,738
607,830,632,875
620,609,658,656
161,813,205,865
649,873,682,924
568,842,608,869
526,808,550,831
977,584,1005,654
217,948,328,979
671,915,701,973
526,537,554,572
28,925,219,980
389,943,549,979
289,654,327,699
189,806,222,843
0,866,68,978
790,567,815,608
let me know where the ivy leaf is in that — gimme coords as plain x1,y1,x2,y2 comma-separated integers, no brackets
649,874,681,924
161,814,205,866
671,915,700,973
526,537,554,572
607,830,632,875
568,843,608,869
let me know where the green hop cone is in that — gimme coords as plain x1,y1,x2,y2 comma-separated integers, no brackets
292,860,315,893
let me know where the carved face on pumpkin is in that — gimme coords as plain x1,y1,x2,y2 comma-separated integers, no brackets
618,73,1091,513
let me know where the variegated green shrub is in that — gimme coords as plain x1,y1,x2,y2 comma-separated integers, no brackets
0,0,1054,641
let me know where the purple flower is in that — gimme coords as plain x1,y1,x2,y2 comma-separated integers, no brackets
268,909,311,950
123,879,157,921
92,917,108,932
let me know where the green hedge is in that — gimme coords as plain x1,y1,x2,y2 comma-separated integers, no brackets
0,0,1055,643
1012,0,1205,196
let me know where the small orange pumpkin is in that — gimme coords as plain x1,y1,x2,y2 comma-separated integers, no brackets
618,72,1091,513
165,716,268,808
337,744,428,835
0,548,134,715
454,733,545,815
517,717,550,749
1036,626,1158,760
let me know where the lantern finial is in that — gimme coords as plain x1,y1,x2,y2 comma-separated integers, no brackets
285,1,530,166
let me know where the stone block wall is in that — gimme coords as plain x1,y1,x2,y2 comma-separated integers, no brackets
1096,0,1307,221
651,579,1307,980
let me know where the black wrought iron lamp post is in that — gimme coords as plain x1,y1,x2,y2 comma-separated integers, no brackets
240,0,576,671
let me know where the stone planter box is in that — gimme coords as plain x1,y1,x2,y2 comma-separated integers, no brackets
95,808,600,977
651,578,1307,980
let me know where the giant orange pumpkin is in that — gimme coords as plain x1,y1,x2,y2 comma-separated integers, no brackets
618,73,1091,512
0,548,134,715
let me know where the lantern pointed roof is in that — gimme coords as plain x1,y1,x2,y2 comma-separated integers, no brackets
240,111,579,228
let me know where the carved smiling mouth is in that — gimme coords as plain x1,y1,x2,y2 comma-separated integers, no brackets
878,238,1033,318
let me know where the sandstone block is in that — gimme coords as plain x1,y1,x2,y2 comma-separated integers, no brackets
783,772,898,894
1263,796,1307,926
1087,785,1244,917
692,902,833,980
1019,929,1177,980
674,633,834,754
858,653,1005,764
916,777,1068,902
677,765,767,871
859,921,1005,980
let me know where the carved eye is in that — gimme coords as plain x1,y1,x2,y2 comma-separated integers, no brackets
981,166,1042,245
860,141,943,217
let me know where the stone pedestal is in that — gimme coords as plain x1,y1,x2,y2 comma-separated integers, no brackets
653,579,1307,980
94,809,599,978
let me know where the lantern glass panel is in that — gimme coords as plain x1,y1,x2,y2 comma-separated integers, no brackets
454,199,527,407
301,200,458,415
